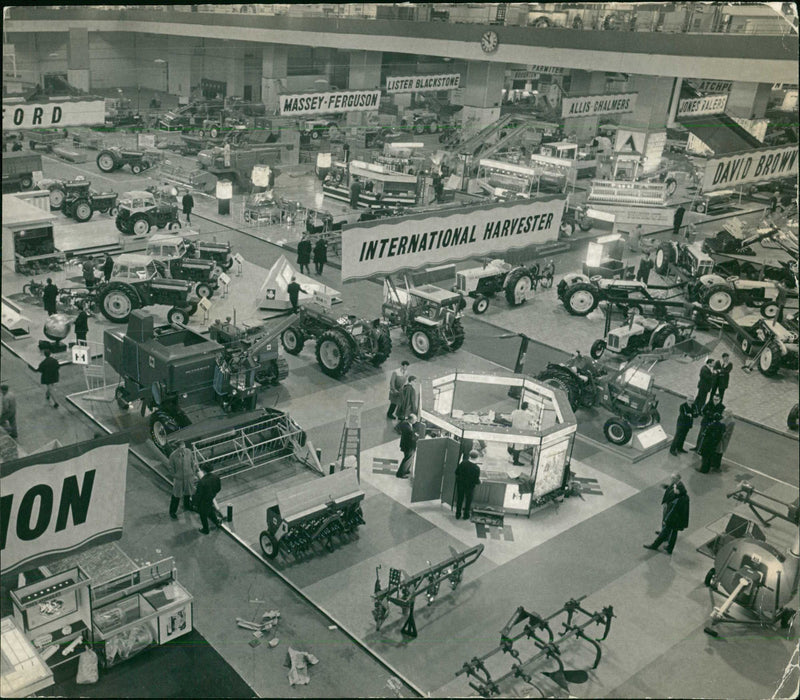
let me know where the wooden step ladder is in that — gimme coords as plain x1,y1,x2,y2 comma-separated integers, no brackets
337,399,364,482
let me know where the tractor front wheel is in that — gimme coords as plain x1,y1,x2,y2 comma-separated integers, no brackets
472,295,490,314
281,328,305,355
603,417,633,445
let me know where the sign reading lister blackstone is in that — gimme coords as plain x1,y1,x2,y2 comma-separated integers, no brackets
677,94,728,118
279,90,380,116
341,198,565,282
561,92,637,119
702,145,799,192
385,73,461,94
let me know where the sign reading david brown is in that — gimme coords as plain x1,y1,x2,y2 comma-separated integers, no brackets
702,144,799,192
279,90,380,116
386,73,461,94
341,198,565,282
1,437,129,576
2,98,105,130
561,92,637,119
677,94,728,118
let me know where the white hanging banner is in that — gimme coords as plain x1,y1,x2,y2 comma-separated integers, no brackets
2,99,105,130
561,92,637,119
677,94,728,118
702,145,799,191
279,90,380,116
385,74,461,93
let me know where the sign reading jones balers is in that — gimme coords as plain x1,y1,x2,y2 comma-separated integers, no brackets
341,198,565,282
702,145,799,192
2,99,106,129
279,90,381,116
561,92,637,119
1,441,128,576
385,73,461,93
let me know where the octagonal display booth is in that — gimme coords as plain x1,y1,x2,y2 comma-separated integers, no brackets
416,372,577,518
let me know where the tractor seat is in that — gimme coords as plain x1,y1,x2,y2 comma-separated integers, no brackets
590,275,603,283
726,276,740,283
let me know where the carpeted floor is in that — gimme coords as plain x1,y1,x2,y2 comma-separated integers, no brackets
37,629,256,698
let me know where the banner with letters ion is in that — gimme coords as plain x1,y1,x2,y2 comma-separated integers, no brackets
341,198,565,282
702,145,798,192
279,90,380,116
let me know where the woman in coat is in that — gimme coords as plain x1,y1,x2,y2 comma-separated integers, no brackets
313,237,328,275
168,441,197,518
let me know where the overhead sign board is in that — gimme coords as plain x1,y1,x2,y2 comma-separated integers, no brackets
385,73,461,93
614,128,646,154
1,439,129,576
692,80,732,94
341,198,565,282
677,94,728,118
279,90,380,116
2,99,105,129
561,92,637,119
702,145,799,192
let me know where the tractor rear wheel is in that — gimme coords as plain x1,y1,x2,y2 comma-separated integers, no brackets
505,269,534,307
564,283,599,316
131,215,151,236
96,151,118,172
702,285,734,314
651,324,679,351
370,329,393,366
409,326,439,359
603,417,633,445
540,375,578,410
100,287,138,323
758,341,782,376
315,329,354,378
49,187,65,210
73,200,93,222
281,328,305,355
446,318,465,352
655,243,675,276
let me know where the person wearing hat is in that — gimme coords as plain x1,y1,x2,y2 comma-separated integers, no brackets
454,449,481,520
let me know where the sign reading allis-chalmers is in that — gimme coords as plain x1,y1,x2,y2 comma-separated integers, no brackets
279,90,381,116
2,99,105,130
703,144,798,192
561,92,637,119
386,73,461,94
1,443,128,576
341,198,565,282
677,94,728,118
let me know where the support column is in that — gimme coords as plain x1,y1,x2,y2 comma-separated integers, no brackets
461,61,504,139
225,45,245,99
666,77,683,129
168,37,195,101
261,44,288,113
563,70,606,143
67,27,90,93
726,82,771,120
618,75,674,130
346,50,382,128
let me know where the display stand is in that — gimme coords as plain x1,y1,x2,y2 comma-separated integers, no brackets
9,566,92,683
1,616,54,697
90,557,193,668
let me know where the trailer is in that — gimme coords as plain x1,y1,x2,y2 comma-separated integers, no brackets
1,152,42,193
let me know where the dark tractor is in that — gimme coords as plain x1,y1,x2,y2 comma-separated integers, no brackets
96,147,153,174
115,191,182,236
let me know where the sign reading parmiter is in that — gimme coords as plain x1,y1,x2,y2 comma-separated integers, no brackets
279,90,381,116
561,92,637,118
341,198,565,282
702,145,798,192
385,74,461,93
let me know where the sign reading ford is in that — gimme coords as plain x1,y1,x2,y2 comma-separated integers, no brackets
561,92,637,119
341,198,564,282
279,90,380,116
677,94,728,118
2,99,105,130
385,73,461,93
702,145,799,192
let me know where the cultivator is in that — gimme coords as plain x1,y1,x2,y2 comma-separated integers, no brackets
456,596,615,697
371,544,484,638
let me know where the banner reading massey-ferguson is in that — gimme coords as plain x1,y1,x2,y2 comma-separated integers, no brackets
2,98,105,129
561,92,637,119
386,73,461,93
702,144,798,192
279,90,381,116
341,198,565,282
1,441,128,576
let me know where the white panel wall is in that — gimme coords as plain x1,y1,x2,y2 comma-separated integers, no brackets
89,33,137,88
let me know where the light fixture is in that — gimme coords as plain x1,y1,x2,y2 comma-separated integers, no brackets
154,58,167,64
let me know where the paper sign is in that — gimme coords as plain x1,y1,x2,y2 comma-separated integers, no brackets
198,297,213,312
218,272,231,286
71,345,89,366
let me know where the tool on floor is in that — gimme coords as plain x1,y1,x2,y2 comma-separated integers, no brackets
371,544,484,638
236,610,280,633
455,595,615,697
336,399,364,480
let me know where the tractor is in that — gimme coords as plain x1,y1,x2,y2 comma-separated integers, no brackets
96,253,200,324
686,274,785,318
454,259,555,314
147,232,235,271
654,240,715,279
557,273,674,317
96,147,153,174
39,177,117,221
381,277,466,359
115,191,182,236
537,352,662,445
280,302,392,378
740,315,799,377
590,312,695,359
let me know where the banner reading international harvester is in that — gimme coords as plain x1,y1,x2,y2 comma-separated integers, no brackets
279,90,380,116
702,145,798,192
341,198,565,282
561,92,637,119
386,74,461,93
1,438,129,576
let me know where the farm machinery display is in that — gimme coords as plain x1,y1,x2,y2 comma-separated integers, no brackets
115,191,182,236
740,315,799,377
455,259,555,314
382,277,466,359
557,274,682,317
537,352,662,445
280,302,392,378
654,240,715,279
106,310,296,452
96,147,154,174
685,274,786,318
590,312,695,360
146,233,234,271
39,177,117,222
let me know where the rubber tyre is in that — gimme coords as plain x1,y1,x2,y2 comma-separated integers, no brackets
259,530,279,558
97,151,117,172
578,217,593,232
210,127,220,139
655,243,675,275
560,220,575,238
414,122,426,135
49,187,65,210
315,329,354,378
132,216,151,236
758,342,782,376
109,206,118,216
665,177,678,196
20,175,33,189
590,339,607,359
168,221,182,231
704,568,716,587
281,328,305,355
167,307,188,324
541,375,578,410
221,254,234,271
472,295,490,314
100,287,138,323
505,269,534,307
703,285,734,314
534,16,551,27
694,201,707,213
149,411,173,453
195,282,213,299
651,325,678,351
114,386,130,410
788,404,799,431
311,130,320,140
370,329,393,366
740,337,753,355
564,283,599,316
760,303,779,319
447,318,465,352
73,200,93,222
410,327,438,359
603,417,632,445
131,163,143,175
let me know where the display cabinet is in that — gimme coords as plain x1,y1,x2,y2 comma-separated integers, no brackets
9,566,92,682
90,557,193,668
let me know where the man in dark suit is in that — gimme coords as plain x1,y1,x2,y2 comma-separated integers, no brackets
395,414,417,479
195,463,222,534
672,204,686,236
42,278,58,316
454,450,481,520
693,358,716,412
712,353,733,401
644,475,690,554
669,396,694,456
286,276,307,313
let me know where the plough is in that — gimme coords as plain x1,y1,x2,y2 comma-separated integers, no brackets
455,596,615,697
372,544,484,638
